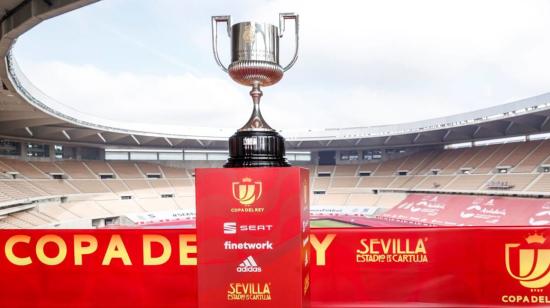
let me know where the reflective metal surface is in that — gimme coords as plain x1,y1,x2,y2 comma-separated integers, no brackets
228,60,283,87
231,22,279,63
211,13,299,167
212,13,299,87
239,82,273,131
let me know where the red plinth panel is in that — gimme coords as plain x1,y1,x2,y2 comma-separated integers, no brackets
195,167,310,308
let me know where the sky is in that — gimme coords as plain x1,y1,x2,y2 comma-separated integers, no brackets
13,0,550,131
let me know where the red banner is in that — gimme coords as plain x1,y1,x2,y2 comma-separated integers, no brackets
311,227,550,307
380,193,550,226
0,227,548,307
195,167,310,307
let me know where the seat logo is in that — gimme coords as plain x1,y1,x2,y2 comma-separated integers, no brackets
224,222,237,234
505,233,550,289
232,177,262,206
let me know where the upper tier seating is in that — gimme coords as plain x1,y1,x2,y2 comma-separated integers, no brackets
0,158,48,178
108,162,143,179
56,161,96,179
0,138,550,228
31,161,65,175
515,140,550,173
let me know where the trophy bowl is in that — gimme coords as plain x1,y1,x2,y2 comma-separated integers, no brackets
227,22,284,87
212,13,299,167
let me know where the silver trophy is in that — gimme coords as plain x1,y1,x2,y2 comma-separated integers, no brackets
212,13,299,167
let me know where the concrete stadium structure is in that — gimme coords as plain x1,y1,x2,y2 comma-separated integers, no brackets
2,1,550,150
1,0,550,229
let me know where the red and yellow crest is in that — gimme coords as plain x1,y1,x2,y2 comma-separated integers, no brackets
505,233,550,289
232,177,262,206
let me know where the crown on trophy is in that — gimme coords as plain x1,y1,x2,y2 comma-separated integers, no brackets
212,13,299,168
525,233,546,244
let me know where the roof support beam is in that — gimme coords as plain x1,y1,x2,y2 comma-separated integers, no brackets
62,130,71,140
412,134,421,143
472,126,482,138
442,130,452,141
24,126,33,137
504,121,514,134
164,137,173,147
383,136,392,145
96,133,106,143
540,116,550,131
130,134,140,145
354,138,362,146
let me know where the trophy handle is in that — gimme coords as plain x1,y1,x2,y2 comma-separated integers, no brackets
211,15,232,73
279,13,299,72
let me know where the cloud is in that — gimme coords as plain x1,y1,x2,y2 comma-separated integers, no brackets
20,61,249,129
13,0,550,131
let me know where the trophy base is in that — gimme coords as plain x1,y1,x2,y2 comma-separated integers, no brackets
224,130,290,168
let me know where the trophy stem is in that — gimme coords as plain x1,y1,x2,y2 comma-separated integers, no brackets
224,81,290,168
239,82,273,131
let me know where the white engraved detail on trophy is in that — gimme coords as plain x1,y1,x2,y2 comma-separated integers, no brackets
243,137,258,150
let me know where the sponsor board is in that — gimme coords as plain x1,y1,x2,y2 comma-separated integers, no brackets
195,167,310,307
3,227,550,306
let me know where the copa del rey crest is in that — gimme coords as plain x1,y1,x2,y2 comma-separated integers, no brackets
505,233,550,290
232,177,263,207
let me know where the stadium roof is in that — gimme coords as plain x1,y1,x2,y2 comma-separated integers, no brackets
1,0,550,151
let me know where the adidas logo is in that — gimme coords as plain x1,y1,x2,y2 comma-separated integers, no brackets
236,256,262,273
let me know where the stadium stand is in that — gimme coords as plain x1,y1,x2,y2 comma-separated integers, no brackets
446,174,492,190
56,161,96,179
0,158,48,179
1,0,550,232
0,138,550,228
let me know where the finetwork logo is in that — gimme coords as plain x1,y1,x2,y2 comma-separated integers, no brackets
224,241,273,250
237,256,262,273
223,222,273,235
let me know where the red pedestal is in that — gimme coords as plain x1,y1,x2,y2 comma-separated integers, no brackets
195,167,310,307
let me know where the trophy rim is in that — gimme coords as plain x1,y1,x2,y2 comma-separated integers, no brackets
232,21,278,29
228,60,284,87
